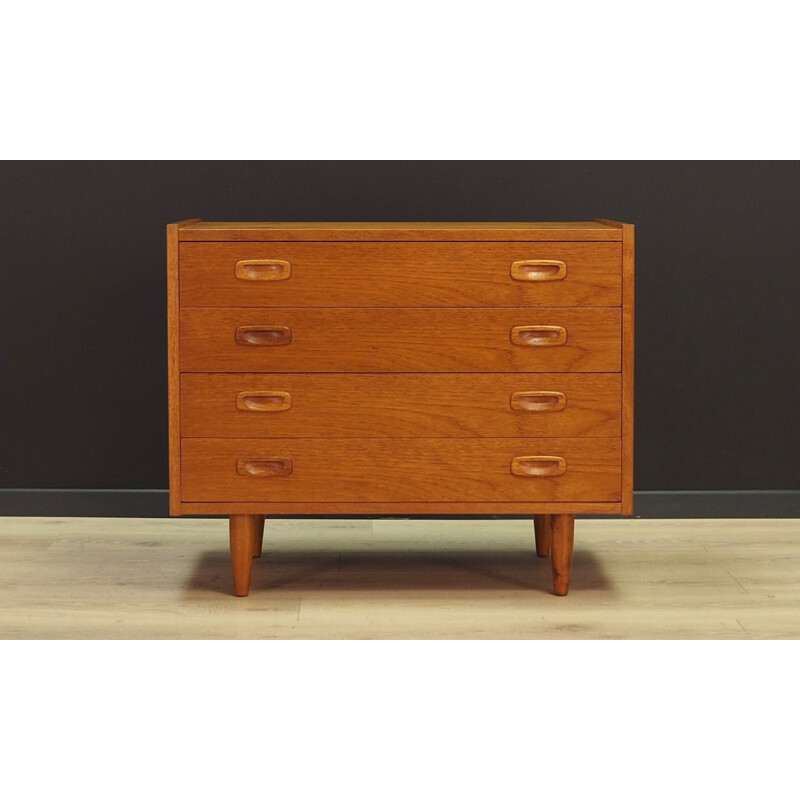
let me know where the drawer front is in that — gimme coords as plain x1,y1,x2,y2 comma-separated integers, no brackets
179,308,621,373
180,373,621,438
181,438,621,503
180,242,622,307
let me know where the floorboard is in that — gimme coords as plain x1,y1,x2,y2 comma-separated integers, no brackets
1,517,797,639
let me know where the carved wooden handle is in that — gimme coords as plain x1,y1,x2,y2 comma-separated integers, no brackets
510,325,567,346
510,391,567,412
236,458,293,477
235,391,292,412
510,259,567,281
234,259,291,281
510,456,567,477
235,326,292,346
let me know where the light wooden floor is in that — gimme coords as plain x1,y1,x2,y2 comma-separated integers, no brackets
1,516,798,639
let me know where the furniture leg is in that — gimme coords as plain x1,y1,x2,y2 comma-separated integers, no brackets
253,515,265,558
229,515,257,596
533,514,552,557
550,514,575,596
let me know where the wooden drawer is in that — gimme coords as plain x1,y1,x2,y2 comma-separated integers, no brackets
179,308,621,373
179,242,622,308
180,373,621,438
180,438,622,503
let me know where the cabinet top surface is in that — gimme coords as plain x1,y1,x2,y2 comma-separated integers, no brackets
174,221,628,242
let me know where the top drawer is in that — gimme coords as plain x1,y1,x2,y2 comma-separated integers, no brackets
179,242,622,308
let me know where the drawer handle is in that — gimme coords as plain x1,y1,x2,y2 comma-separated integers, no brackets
235,391,292,412
235,326,292,346
511,259,567,281
234,259,291,281
510,391,567,412
511,456,567,478
510,325,567,346
237,458,293,477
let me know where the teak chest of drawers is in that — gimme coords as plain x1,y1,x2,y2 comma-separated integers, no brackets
167,220,634,596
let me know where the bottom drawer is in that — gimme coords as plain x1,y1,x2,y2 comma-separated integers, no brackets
181,438,621,503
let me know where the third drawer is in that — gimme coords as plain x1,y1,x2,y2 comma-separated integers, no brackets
180,373,621,438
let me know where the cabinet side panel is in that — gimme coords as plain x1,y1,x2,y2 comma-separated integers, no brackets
621,224,635,514
168,219,202,515
167,224,182,515
596,219,634,514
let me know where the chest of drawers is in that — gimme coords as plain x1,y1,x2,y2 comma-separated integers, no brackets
167,220,634,597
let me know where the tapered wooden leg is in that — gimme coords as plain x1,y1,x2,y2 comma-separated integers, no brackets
550,514,575,596
253,515,265,558
229,515,257,596
534,514,552,557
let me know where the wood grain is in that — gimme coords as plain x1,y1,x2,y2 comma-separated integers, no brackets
180,373,622,439
180,438,621,503
178,221,623,242
597,219,634,515
179,307,622,373
179,242,622,307
166,220,200,515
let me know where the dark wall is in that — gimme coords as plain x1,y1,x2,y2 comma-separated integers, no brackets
1,161,798,491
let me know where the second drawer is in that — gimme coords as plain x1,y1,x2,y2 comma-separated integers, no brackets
180,307,621,372
180,373,621,438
